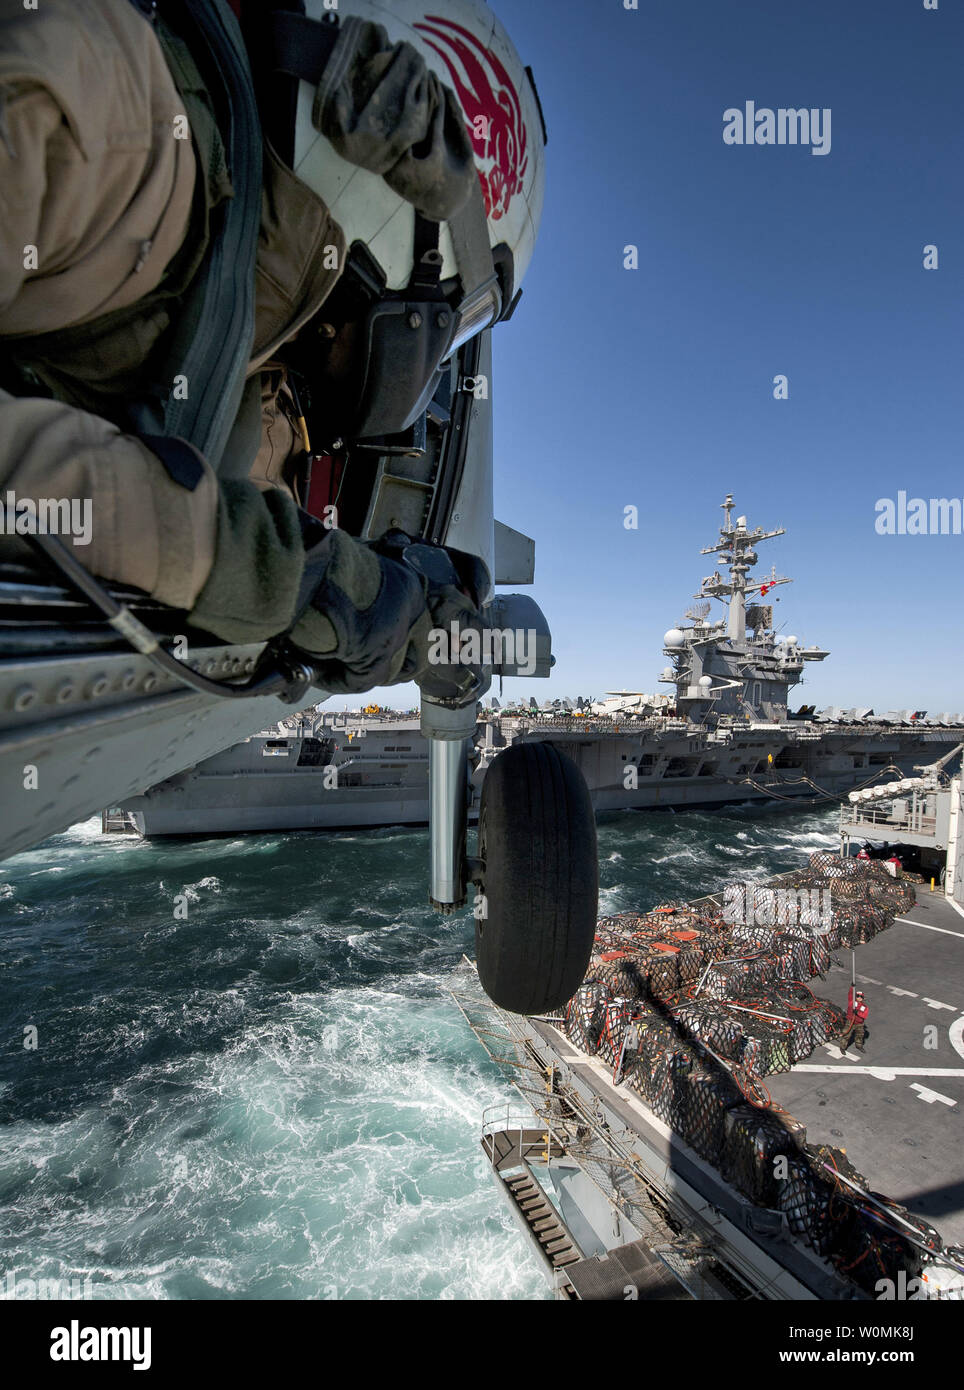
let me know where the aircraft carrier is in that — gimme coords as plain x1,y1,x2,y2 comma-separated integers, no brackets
104,707,482,836
108,497,964,837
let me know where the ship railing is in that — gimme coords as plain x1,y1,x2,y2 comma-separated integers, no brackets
481,1102,569,1170
839,795,940,839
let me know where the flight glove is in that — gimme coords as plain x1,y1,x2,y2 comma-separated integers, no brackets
289,524,487,701
312,15,477,223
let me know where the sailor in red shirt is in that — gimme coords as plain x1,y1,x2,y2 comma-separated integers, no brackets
841,986,869,1053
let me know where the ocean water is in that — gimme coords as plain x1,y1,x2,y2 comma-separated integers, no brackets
0,801,838,1300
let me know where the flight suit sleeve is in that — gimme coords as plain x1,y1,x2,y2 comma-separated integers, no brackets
0,390,306,642
0,26,195,336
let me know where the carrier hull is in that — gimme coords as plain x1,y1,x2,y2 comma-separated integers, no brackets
115,717,962,836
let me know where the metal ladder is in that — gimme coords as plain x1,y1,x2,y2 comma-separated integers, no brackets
498,1160,582,1276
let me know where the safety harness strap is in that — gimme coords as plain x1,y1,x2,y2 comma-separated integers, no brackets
136,434,206,492
447,179,502,332
269,9,340,83
409,214,443,293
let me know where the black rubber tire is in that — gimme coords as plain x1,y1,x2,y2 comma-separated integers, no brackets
476,741,598,1015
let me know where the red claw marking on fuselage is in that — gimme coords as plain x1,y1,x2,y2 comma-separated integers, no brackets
414,15,528,220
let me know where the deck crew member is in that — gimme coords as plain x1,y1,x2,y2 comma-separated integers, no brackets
841,987,869,1053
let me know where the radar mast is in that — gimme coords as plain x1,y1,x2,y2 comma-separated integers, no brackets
699,493,790,641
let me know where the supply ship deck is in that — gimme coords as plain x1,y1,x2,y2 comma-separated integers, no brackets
765,887,964,1247
453,868,964,1301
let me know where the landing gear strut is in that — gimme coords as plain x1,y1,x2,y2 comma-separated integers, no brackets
423,689,597,1015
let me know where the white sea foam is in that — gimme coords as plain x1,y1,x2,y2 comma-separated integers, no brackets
0,802,840,1301
0,980,549,1300
181,876,222,899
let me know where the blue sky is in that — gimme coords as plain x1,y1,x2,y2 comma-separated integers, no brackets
332,0,963,714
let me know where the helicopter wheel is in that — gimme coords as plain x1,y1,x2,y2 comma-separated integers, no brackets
475,741,598,1015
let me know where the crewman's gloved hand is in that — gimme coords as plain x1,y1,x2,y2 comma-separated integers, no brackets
313,16,477,222
374,531,489,704
289,526,488,701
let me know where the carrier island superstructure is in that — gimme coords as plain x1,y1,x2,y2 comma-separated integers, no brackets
502,496,960,813
667,491,829,725
109,497,964,836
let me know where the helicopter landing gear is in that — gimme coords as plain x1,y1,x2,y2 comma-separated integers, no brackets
474,741,597,1016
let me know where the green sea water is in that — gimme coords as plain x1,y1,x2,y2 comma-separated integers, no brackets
0,802,838,1300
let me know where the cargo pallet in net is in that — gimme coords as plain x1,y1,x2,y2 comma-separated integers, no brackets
562,856,953,1294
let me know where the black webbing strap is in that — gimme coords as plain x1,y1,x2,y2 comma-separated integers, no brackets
409,214,443,292
270,9,340,83
137,435,205,491
413,213,439,269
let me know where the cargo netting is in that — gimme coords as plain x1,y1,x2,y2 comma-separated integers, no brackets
562,855,954,1294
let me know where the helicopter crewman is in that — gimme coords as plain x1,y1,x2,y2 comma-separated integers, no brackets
0,0,545,694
